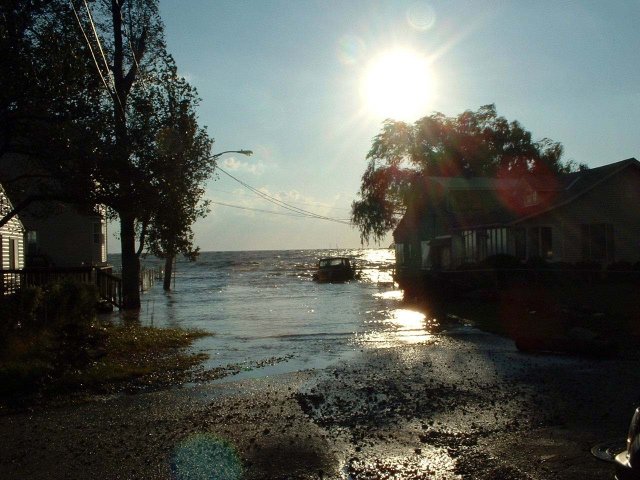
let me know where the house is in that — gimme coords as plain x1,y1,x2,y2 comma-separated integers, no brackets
20,203,108,268
0,154,108,268
0,183,25,271
0,183,25,285
394,158,640,273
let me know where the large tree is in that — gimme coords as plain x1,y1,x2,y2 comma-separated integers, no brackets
133,59,214,290
1,1,216,308
352,104,585,243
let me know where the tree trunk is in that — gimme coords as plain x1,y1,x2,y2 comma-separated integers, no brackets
120,213,140,309
163,255,174,291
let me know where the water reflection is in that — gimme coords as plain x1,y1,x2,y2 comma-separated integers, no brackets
356,306,438,347
357,249,396,285
373,290,404,301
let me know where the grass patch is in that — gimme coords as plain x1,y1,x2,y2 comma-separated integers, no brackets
0,321,210,404
70,323,210,390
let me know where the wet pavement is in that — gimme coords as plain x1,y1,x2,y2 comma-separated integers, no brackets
1,326,639,479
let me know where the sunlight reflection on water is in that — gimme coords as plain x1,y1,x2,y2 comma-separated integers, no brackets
373,290,404,301
355,307,438,347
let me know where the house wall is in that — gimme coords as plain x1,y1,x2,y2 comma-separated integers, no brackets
23,206,107,267
0,189,25,270
517,167,640,264
394,205,447,270
395,187,504,270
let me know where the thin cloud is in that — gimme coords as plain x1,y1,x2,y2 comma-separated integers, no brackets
220,157,266,175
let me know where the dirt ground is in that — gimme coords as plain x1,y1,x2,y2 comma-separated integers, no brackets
1,326,638,479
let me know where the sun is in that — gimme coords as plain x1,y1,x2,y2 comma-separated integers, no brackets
362,49,434,122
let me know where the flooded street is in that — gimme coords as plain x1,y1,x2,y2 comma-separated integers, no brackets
1,322,638,479
1,250,637,479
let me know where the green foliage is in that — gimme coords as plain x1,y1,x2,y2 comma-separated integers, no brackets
0,281,98,360
352,105,586,243
0,318,209,399
45,280,98,326
1,1,217,307
17,286,44,326
135,58,214,261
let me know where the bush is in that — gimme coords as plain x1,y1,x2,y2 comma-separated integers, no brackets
44,280,98,327
17,286,44,327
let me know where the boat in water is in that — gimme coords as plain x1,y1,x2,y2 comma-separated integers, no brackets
313,257,359,283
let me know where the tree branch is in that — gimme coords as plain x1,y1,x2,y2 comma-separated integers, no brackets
136,218,148,256
0,193,77,229
2,173,53,185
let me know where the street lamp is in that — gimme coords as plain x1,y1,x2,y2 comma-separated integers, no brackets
210,150,253,160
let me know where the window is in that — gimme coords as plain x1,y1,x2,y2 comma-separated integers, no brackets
463,230,476,263
581,224,614,262
93,222,103,244
529,227,553,259
486,228,508,256
26,231,38,257
9,238,19,269
464,228,509,263
512,228,526,260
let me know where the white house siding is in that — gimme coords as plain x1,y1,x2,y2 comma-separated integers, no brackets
0,187,25,271
516,167,640,265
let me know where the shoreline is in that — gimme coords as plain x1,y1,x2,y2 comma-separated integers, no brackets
1,325,637,479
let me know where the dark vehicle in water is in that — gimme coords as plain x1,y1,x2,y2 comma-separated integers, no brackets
313,257,359,283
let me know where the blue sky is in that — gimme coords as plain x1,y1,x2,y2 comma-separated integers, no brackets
113,0,640,252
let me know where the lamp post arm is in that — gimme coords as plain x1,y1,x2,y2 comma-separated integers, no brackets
210,150,253,161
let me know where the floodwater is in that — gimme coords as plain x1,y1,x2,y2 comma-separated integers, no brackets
112,248,441,379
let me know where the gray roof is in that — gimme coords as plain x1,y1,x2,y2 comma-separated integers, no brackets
512,158,639,224
396,158,640,234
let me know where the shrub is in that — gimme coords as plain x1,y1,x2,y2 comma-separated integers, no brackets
44,280,98,327
17,286,44,327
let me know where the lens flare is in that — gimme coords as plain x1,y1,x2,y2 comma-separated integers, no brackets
171,434,243,480
406,3,436,31
337,34,366,66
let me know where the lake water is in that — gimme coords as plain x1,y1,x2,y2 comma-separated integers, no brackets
110,249,435,380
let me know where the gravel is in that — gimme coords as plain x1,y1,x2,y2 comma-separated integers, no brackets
1,326,638,479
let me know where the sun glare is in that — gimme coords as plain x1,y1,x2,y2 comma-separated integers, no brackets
363,49,434,122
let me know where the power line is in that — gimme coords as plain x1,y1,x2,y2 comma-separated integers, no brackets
212,186,353,212
81,0,127,117
211,201,317,217
216,166,352,225
83,0,110,77
69,1,114,106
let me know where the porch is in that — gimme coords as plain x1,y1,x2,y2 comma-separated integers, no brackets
0,265,163,309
